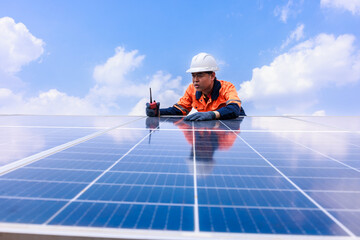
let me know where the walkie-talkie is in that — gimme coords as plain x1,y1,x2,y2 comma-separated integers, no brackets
149,87,158,116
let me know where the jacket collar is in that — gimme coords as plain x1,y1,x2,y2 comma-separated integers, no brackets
195,78,221,100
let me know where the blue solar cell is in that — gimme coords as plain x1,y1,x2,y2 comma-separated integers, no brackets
0,168,102,183
46,152,122,162
198,188,316,208
89,203,118,227
112,162,190,173
0,198,67,224
133,205,154,229
199,207,348,235
28,159,114,170
210,166,281,176
0,180,86,199
150,205,167,229
96,172,193,187
197,175,295,189
49,202,194,231
78,184,194,204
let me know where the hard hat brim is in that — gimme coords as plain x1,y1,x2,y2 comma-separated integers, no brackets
186,67,219,73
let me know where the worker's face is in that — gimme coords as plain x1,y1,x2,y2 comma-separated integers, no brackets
191,72,215,92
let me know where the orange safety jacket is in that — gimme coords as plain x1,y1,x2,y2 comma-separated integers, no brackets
173,78,242,115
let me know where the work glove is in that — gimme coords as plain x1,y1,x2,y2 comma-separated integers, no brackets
184,111,216,121
146,102,160,117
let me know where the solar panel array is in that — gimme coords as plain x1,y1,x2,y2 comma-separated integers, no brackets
0,115,359,239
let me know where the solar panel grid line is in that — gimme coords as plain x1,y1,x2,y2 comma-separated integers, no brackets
23,166,103,172
328,209,360,212
43,126,160,225
0,118,144,176
100,170,192,176
0,125,109,129
50,150,135,156
0,196,69,202
303,189,360,194
278,134,360,173
118,126,358,134
0,224,357,240
219,120,356,237
237,130,354,133
196,205,330,211
192,122,200,233
278,166,355,170
289,176,360,180
72,199,194,207
0,178,90,185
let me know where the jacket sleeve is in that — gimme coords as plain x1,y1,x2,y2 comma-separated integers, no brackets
173,85,194,115
159,106,183,115
217,82,245,119
159,84,193,116
224,82,242,108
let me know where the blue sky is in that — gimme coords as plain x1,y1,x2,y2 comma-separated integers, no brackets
0,0,360,116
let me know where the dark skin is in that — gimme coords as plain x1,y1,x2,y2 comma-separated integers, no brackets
191,72,216,95
191,71,220,119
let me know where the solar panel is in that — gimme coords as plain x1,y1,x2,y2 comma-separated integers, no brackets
0,115,359,239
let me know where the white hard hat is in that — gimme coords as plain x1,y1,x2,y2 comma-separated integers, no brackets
186,52,219,73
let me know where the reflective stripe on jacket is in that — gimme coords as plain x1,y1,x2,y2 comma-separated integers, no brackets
174,78,241,115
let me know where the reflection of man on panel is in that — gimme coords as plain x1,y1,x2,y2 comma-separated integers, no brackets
150,118,242,176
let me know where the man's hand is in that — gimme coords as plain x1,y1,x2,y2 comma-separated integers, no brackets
146,102,160,117
184,111,216,121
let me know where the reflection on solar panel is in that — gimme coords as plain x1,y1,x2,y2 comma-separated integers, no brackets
0,115,359,239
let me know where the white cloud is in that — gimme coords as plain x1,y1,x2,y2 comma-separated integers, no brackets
274,1,292,23
0,88,102,115
0,17,44,76
93,47,145,85
312,110,326,116
321,0,360,15
238,33,360,114
0,17,186,116
274,0,303,23
89,46,186,115
0,28,184,116
281,24,305,49
128,71,185,116
88,49,185,114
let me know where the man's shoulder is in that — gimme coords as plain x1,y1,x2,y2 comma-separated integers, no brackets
185,83,195,92
217,79,236,88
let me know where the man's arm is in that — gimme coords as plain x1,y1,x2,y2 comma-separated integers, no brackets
159,85,193,116
216,82,245,119
159,106,183,115
216,103,244,119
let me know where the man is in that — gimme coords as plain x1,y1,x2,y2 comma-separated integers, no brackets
146,52,245,121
